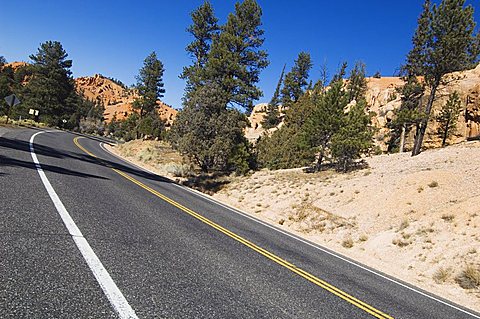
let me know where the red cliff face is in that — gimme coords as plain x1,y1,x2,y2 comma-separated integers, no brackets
74,74,177,126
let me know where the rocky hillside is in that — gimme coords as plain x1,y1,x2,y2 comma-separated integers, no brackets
75,74,177,126
5,62,28,71
247,64,480,151
4,62,177,126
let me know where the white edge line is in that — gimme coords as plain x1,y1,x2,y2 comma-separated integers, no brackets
99,141,480,319
30,132,138,319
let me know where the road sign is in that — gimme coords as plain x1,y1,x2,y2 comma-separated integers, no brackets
34,110,39,116
3,94,21,124
4,94,21,107
29,109,35,115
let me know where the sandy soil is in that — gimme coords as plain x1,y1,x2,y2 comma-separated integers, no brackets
110,139,480,312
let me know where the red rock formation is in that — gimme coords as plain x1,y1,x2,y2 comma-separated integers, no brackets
74,74,177,126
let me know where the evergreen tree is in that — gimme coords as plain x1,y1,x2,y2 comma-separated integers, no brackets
169,82,250,172
281,52,312,108
330,62,348,84
330,65,373,171
205,0,269,111
406,0,479,155
0,57,14,118
346,61,367,103
21,41,78,126
180,1,219,98
256,124,311,170
331,99,374,172
437,91,462,146
262,64,285,129
132,51,165,118
405,0,432,76
389,75,425,152
259,61,373,172
172,0,267,174
300,64,348,170
129,52,166,140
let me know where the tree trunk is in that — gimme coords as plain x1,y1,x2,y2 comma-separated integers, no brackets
442,119,450,147
412,83,438,156
399,123,406,153
315,150,324,172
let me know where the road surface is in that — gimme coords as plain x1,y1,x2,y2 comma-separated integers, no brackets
1,127,479,318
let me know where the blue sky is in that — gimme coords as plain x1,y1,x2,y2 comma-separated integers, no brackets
1,1,479,109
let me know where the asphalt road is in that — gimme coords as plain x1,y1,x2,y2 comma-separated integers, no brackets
1,127,479,319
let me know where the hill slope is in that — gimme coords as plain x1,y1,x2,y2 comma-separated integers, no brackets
213,140,480,311
247,64,480,150
75,74,177,126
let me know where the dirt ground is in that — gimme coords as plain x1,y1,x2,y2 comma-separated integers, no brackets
110,139,480,312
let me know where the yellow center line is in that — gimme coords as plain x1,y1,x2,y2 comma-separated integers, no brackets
73,137,394,319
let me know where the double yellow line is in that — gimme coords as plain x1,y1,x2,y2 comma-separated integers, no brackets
73,137,394,319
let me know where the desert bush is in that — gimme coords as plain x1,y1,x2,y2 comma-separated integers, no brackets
399,218,410,231
359,234,369,242
428,181,439,188
441,214,455,222
433,267,452,284
342,237,354,248
165,163,193,177
79,118,105,135
456,264,480,289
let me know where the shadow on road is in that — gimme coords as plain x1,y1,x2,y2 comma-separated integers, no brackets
0,155,108,180
0,133,171,184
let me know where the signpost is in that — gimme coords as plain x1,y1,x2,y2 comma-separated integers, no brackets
3,94,21,124
28,108,40,122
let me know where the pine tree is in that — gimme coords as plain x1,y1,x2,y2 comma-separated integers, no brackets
346,61,367,103
0,57,14,118
262,64,285,129
437,91,462,146
405,0,432,77
21,41,78,126
169,82,250,172
407,0,479,156
331,99,374,172
389,75,425,152
132,51,165,118
172,0,267,173
205,0,269,111
281,52,312,108
180,1,219,99
300,64,348,170
331,64,373,172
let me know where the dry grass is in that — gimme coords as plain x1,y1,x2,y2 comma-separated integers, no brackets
342,237,354,248
398,218,410,231
441,214,455,222
433,267,452,284
164,163,193,177
116,140,183,166
359,234,369,242
456,265,480,290
0,116,47,128
392,233,412,247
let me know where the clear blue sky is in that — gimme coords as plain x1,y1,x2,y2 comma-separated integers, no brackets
1,0,478,109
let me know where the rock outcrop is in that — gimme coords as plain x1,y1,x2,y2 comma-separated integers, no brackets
4,63,177,126
75,74,177,126
246,64,480,151
4,61,29,71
